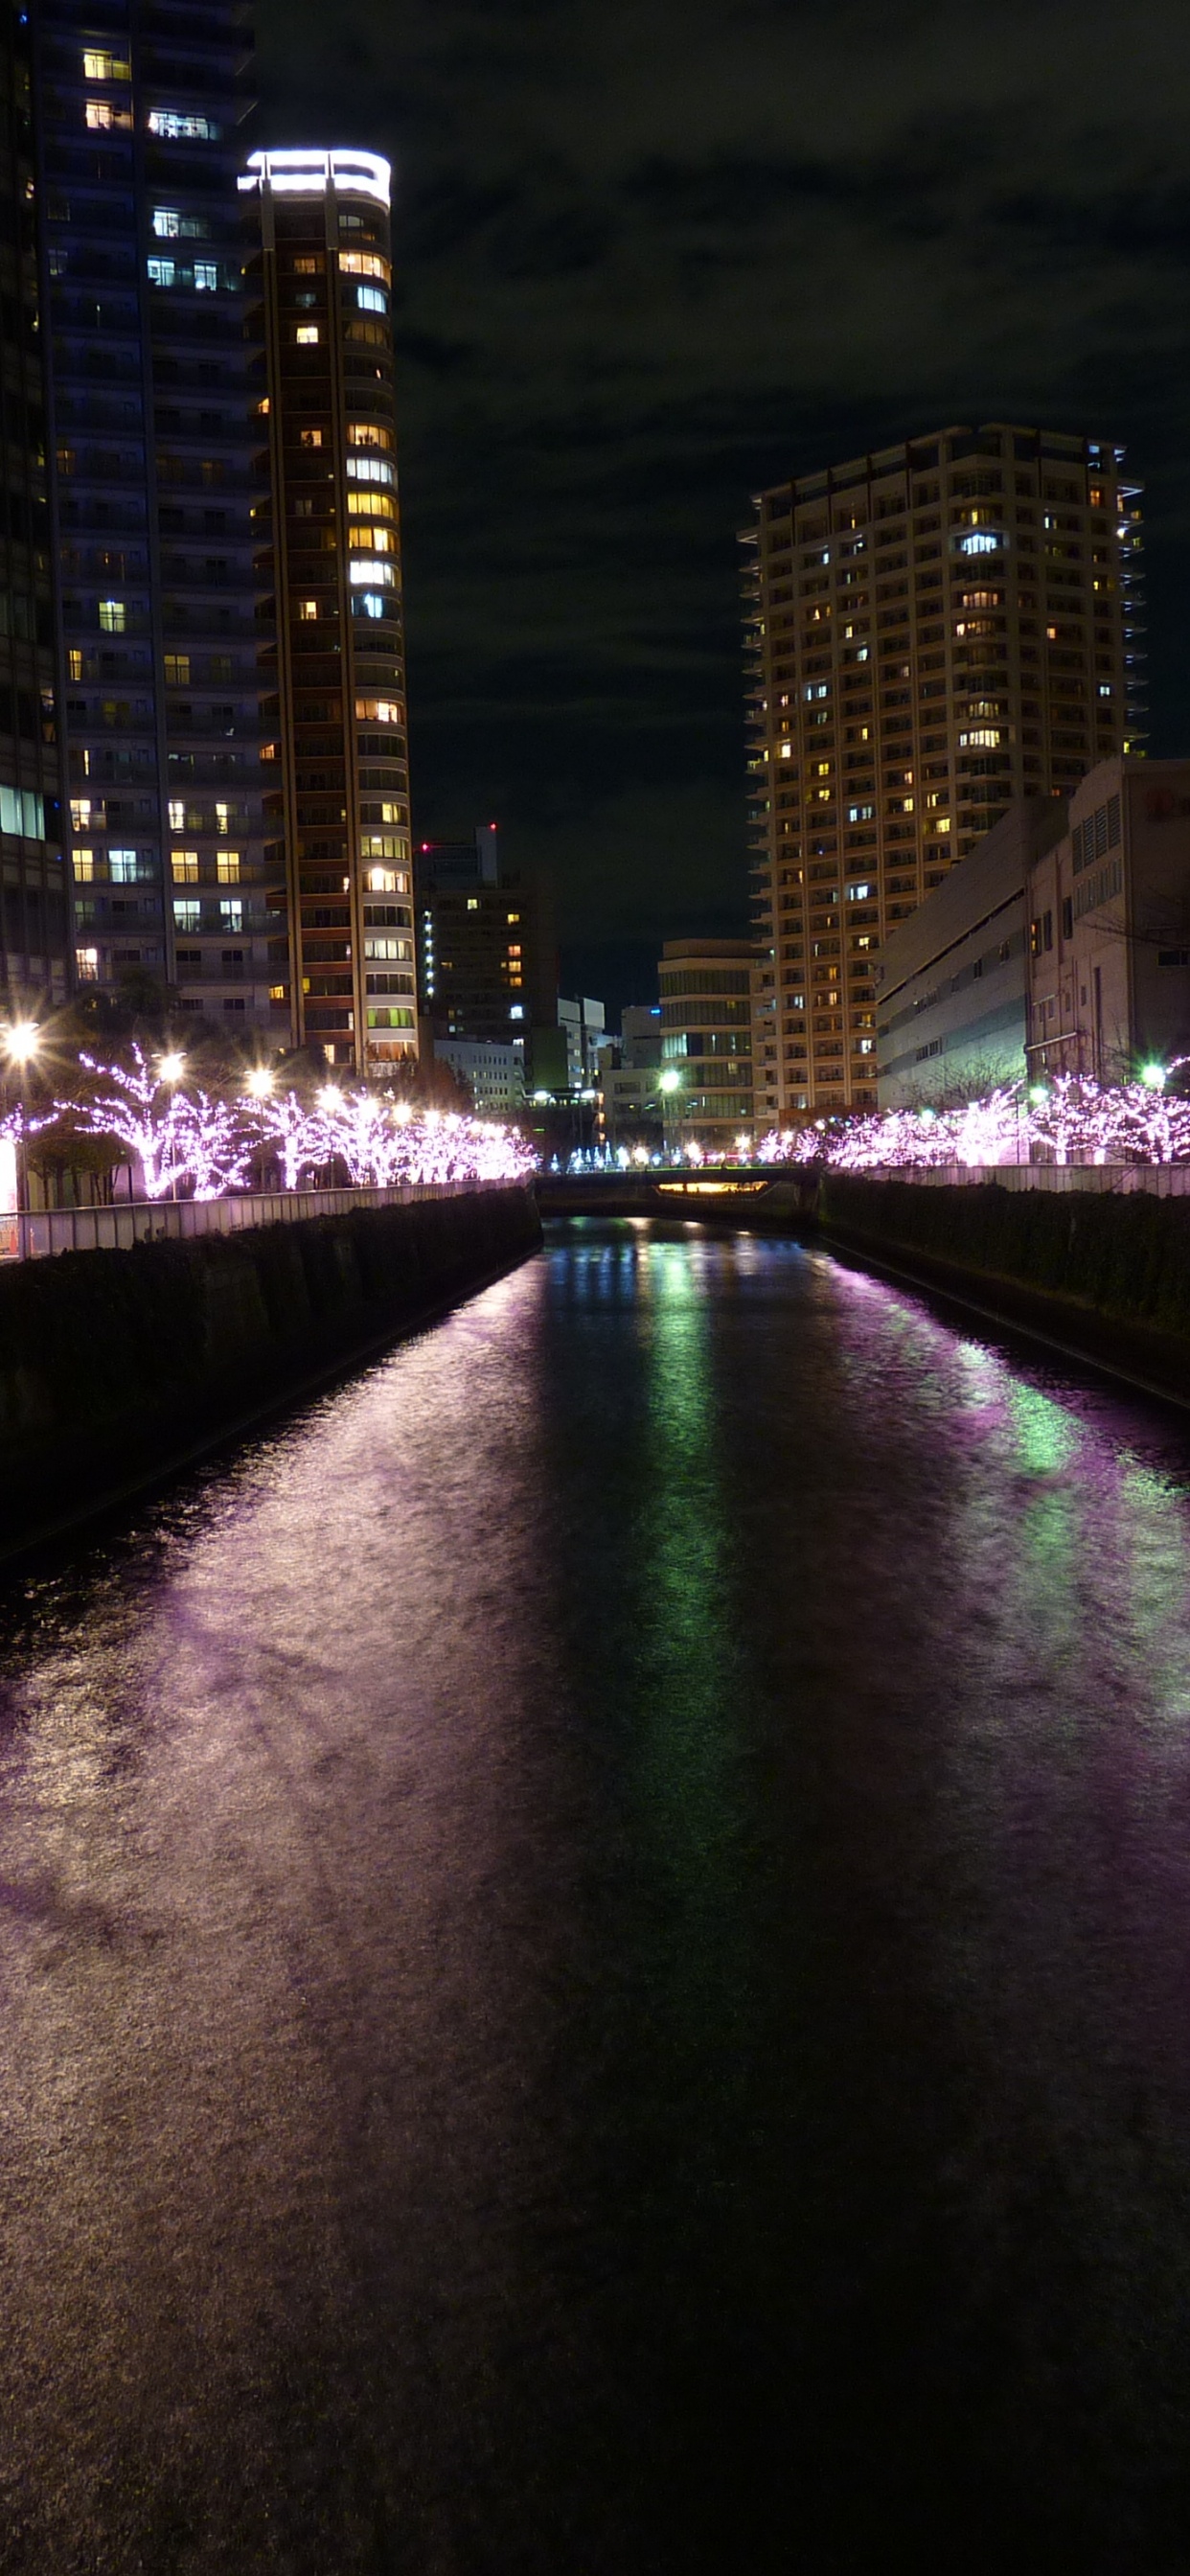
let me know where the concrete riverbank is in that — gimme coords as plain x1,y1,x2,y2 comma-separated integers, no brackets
0,1184,541,1560
817,1172,1190,1405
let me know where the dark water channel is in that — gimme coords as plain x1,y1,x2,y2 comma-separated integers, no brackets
4,1218,1190,2570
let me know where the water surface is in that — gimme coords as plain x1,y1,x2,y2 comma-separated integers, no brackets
3,1219,1190,2569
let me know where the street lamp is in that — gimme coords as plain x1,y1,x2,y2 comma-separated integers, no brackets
158,1049,186,1085
1,1019,41,1232
658,1065,682,1163
244,1066,275,1099
1141,1061,1167,1092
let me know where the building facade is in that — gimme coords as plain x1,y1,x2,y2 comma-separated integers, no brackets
744,423,1143,1126
430,1033,523,1117
0,0,68,1009
875,797,1066,1107
658,936,754,1149
244,145,414,1072
416,830,556,1073
31,0,273,1026
1024,760,1190,1085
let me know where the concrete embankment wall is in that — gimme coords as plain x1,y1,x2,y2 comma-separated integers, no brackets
0,1186,540,1557
818,1172,1190,1402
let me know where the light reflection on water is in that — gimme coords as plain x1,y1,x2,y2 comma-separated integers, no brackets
3,1221,1190,2567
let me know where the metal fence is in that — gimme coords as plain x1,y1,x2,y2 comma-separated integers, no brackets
8,1179,491,1263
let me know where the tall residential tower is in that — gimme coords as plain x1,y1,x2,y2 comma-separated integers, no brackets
31,0,274,1028
0,0,69,1009
743,424,1143,1125
244,145,415,1073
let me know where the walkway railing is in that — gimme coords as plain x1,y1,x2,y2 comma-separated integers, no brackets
9,1179,489,1263
856,1162,1190,1196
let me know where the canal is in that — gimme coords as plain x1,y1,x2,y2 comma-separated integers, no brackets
3,1217,1190,2569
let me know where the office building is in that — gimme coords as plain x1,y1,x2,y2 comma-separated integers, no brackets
32,0,273,1024
744,423,1143,1124
1025,759,1190,1084
876,797,1065,1107
658,937,754,1149
431,1033,523,1118
0,0,68,1007
558,993,605,1087
244,145,414,1071
416,828,556,1070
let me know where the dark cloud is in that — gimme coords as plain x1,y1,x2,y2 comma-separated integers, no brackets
255,0,1190,1013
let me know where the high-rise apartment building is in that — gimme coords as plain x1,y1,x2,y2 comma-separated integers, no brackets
244,145,415,1073
416,827,556,1070
0,0,69,1008
743,423,1143,1126
30,0,274,1027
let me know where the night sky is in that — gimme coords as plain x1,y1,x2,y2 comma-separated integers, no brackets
256,0,1190,1021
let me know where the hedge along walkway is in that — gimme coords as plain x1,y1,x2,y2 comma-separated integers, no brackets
817,1174,1190,1408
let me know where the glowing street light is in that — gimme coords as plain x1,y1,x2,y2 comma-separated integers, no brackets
158,1050,186,1084
658,1068,681,1094
318,1084,344,1115
3,1019,40,1068
244,1066,275,1099
1141,1061,1167,1092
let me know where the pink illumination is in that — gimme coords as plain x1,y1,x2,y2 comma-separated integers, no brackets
756,1076,1190,1173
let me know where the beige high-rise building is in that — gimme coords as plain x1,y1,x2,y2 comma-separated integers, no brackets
242,147,416,1074
743,424,1144,1127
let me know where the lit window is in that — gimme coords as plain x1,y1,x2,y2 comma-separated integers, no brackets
292,256,321,277
67,649,83,681
153,208,181,237
147,257,175,287
98,598,126,633
467,897,479,911
350,559,394,585
958,531,1001,555
356,284,386,312
846,803,874,823
109,847,138,882
510,1005,525,1021
345,455,395,486
163,653,190,684
85,101,131,129
357,593,385,618
348,422,394,450
355,697,402,724
172,849,199,882
148,110,218,139
779,742,791,759
82,49,130,78
1098,683,1112,698
70,799,92,831
349,524,394,553
959,727,1002,748
298,599,318,621
215,801,231,833
217,850,240,884
219,899,243,932
173,899,201,932
347,490,396,518
73,848,94,881
76,947,99,981
295,324,319,345
339,251,390,281
299,428,323,448
366,867,398,894
168,799,185,831
194,262,218,291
